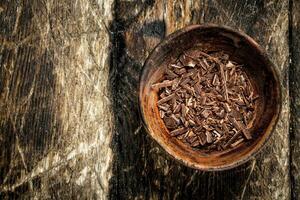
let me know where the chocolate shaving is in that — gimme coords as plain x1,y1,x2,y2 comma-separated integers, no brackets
230,138,244,148
205,131,213,143
152,80,174,90
152,49,259,152
228,116,252,140
170,127,188,136
157,93,175,105
180,54,197,67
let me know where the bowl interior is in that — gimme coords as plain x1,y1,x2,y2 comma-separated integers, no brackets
139,25,281,170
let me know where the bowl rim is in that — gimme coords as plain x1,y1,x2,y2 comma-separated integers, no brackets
138,24,282,171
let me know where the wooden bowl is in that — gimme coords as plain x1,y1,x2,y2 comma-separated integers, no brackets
138,24,282,171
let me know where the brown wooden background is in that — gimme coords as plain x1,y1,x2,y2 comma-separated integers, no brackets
0,0,299,199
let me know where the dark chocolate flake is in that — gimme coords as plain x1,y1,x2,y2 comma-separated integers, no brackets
155,50,258,152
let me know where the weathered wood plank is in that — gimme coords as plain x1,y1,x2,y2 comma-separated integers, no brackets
109,0,290,199
290,0,300,199
0,0,113,199
0,0,291,199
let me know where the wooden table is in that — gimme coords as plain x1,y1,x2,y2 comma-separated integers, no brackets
0,0,298,199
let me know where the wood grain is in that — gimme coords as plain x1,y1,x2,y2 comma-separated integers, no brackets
0,0,113,199
290,0,300,199
109,0,290,199
0,0,292,199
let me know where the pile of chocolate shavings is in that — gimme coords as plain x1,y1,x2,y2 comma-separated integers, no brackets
152,49,259,152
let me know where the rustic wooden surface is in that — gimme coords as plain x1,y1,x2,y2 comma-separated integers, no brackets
0,0,113,199
109,0,290,200
291,0,300,199
0,0,294,199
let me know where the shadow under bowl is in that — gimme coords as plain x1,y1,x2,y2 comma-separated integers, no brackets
139,24,282,171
